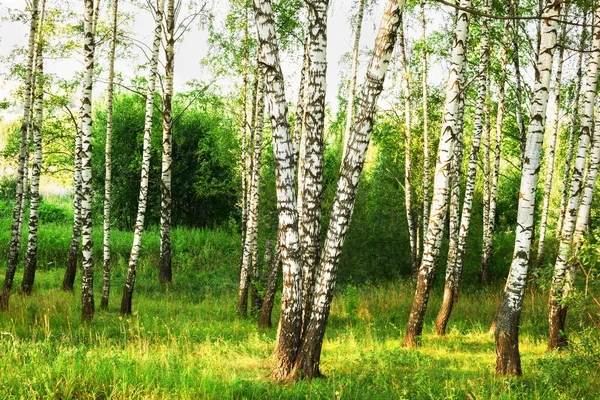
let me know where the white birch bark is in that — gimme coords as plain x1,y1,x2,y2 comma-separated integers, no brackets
495,0,560,375
535,5,568,272
403,0,471,348
548,2,600,351
159,0,175,286
80,0,98,321
252,0,303,380
292,0,405,379
298,0,328,329
1,0,39,310
120,0,165,315
22,4,46,294
342,0,366,161
421,0,430,253
101,0,119,309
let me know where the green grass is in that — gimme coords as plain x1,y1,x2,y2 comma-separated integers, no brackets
0,197,599,399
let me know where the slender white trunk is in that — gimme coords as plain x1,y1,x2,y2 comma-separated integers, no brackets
159,0,175,285
535,5,568,272
403,0,471,348
557,13,587,235
421,0,430,256
292,0,406,379
398,14,417,275
252,0,303,380
121,0,165,315
22,1,46,294
80,0,98,321
101,0,119,309
494,0,560,375
342,0,366,161
1,0,39,310
512,0,526,168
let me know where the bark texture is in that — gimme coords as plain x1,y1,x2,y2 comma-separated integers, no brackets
291,0,405,379
101,0,119,310
121,0,165,315
495,0,560,375
421,0,430,254
403,0,471,348
259,238,280,328
1,0,39,310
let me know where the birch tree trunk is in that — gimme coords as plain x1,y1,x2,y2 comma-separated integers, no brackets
63,109,83,291
101,0,119,309
436,0,491,334
421,0,430,254
293,40,309,166
158,0,175,286
80,0,98,322
239,65,265,316
495,0,560,375
557,13,587,235
535,5,568,273
253,0,303,380
548,4,600,349
402,0,471,348
399,14,418,276
481,16,510,285
480,84,491,284
291,0,405,379
0,0,39,310
120,0,165,315
239,8,250,278
21,0,47,294
259,238,280,328
342,0,366,161
512,0,526,169
298,0,328,329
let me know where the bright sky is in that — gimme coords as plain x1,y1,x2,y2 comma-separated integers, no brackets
0,0,449,115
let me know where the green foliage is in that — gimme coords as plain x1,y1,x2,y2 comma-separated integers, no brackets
91,90,239,230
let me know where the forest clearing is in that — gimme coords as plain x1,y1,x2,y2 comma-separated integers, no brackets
1,0,600,398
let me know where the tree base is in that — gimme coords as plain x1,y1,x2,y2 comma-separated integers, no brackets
495,330,522,376
121,288,133,315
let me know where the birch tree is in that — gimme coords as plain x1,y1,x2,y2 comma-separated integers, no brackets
557,13,587,235
436,0,491,335
259,238,280,328
101,0,119,309
398,14,418,275
158,0,175,285
512,0,526,169
548,3,600,350
495,0,560,375
0,0,39,310
342,0,366,161
291,0,405,378
535,5,568,272
403,0,471,348
21,0,47,295
481,15,510,284
121,0,165,315
252,0,303,379
421,0,430,251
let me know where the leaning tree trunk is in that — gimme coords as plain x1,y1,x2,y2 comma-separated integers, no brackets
436,0,491,335
495,0,560,375
259,238,280,328
101,0,119,309
0,0,39,311
298,0,328,330
21,5,46,295
342,0,366,161
402,0,471,348
548,3,600,351
80,0,98,322
481,15,510,285
291,0,405,380
557,12,587,235
398,14,418,276
253,0,303,380
535,5,568,273
158,0,175,286
421,0,430,256
121,0,165,315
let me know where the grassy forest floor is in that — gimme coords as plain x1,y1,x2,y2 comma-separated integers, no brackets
0,199,599,399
